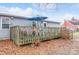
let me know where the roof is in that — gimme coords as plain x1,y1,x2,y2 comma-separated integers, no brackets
45,20,60,24
0,13,61,24
0,13,47,21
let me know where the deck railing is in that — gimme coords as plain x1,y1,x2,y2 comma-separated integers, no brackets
10,26,73,45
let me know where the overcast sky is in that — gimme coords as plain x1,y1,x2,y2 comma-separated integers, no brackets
0,3,79,23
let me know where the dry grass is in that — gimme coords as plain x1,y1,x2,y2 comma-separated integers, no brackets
73,32,79,38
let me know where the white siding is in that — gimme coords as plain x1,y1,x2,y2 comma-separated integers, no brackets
0,17,30,39
0,16,1,30
0,30,10,40
47,22,60,27
0,16,61,40
11,18,31,27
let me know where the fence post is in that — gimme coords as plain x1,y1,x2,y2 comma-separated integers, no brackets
16,26,20,45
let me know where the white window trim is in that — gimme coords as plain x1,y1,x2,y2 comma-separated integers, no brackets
1,16,2,30
1,16,11,30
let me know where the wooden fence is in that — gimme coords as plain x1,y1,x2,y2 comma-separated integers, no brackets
10,26,73,45
60,27,73,39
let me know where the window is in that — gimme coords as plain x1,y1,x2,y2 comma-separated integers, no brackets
43,22,47,27
2,17,10,29
44,23,46,27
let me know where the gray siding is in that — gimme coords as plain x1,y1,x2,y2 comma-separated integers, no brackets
47,22,61,27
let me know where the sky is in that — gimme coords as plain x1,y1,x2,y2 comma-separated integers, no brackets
0,3,79,23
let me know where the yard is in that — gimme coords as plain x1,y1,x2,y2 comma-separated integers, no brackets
0,31,79,55
0,37,79,55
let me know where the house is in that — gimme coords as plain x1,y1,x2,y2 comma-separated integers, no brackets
44,21,60,27
27,17,60,27
0,13,60,40
63,18,79,31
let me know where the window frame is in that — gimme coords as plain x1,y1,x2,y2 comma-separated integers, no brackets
43,22,47,27
1,16,11,30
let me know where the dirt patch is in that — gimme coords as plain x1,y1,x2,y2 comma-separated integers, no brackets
0,38,79,55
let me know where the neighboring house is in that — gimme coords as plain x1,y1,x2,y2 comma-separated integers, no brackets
63,19,79,31
0,13,60,40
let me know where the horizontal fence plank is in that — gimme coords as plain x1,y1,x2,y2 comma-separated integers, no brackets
10,26,73,45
